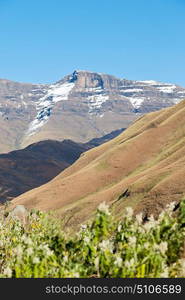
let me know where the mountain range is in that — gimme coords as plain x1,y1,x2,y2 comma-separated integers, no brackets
11,99,185,227
1,70,185,153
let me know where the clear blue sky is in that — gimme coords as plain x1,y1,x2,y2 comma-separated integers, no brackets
0,0,184,85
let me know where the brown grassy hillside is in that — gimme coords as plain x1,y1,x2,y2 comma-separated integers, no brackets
11,99,185,227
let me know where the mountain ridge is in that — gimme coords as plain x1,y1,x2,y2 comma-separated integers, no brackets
1,70,185,153
10,99,185,227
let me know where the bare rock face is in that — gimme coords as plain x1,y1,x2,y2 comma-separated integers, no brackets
0,79,45,152
0,70,185,153
71,71,104,89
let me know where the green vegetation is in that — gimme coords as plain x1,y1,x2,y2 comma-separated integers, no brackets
0,200,185,278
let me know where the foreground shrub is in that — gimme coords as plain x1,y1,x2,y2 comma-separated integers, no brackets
0,200,185,278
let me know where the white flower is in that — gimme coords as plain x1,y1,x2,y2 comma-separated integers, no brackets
130,224,137,232
179,259,185,277
128,236,137,247
32,257,40,264
63,255,68,263
159,242,168,255
98,202,110,215
154,242,168,255
71,272,79,278
124,258,135,268
136,213,143,225
148,215,156,224
143,217,156,232
13,225,21,232
158,211,166,222
160,267,169,278
114,256,123,268
137,226,145,234
26,247,34,256
166,202,176,212
0,240,4,247
171,223,178,231
94,257,99,270
42,245,53,256
124,207,133,218
80,224,87,231
99,240,113,252
117,224,122,232
14,245,23,258
84,236,90,244
143,242,150,250
21,235,33,245
3,267,12,278
143,223,152,232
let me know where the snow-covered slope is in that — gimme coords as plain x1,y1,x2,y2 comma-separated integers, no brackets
27,81,75,136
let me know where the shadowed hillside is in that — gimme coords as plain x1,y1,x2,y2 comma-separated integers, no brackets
11,99,185,226
0,128,124,203
0,140,89,203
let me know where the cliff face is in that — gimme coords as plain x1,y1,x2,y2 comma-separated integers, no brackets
0,71,185,153
0,79,45,152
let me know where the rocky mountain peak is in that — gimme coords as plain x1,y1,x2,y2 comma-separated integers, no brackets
0,70,185,153
60,70,125,90
61,70,104,89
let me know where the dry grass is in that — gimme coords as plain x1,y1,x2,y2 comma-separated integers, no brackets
11,100,185,227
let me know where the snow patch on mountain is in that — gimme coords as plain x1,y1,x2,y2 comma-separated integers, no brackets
27,81,74,136
178,91,185,94
128,97,145,109
138,80,160,85
157,85,176,93
122,88,143,93
88,93,109,115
